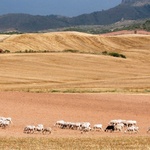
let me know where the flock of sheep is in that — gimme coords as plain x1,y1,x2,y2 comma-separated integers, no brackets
54,119,141,134
52,119,150,134
0,116,150,135
24,124,52,135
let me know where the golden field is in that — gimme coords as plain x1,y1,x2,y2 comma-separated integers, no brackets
0,31,150,92
0,137,150,150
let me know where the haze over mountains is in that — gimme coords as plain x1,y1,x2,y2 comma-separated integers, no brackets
0,0,150,32
122,0,150,6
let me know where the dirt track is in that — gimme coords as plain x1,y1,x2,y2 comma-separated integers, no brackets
0,92,149,138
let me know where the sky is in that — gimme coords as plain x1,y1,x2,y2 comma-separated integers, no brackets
0,0,122,17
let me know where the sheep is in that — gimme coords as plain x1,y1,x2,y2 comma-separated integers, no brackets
80,122,91,130
0,117,12,129
54,120,65,128
105,125,115,132
0,120,10,129
23,125,35,134
0,117,12,128
114,123,124,132
60,122,68,129
82,122,91,128
0,117,6,121
79,122,91,133
109,119,125,126
147,127,150,133
72,122,82,130
125,120,137,127
34,124,44,133
81,127,92,134
124,126,139,134
42,127,52,135
92,124,103,132
109,120,118,125
5,117,12,124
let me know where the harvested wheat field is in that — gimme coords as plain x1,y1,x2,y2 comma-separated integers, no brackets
0,31,150,92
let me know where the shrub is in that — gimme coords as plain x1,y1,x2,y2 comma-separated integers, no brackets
102,51,108,55
119,54,126,59
4,50,10,53
63,49,79,53
102,51,126,59
109,52,120,57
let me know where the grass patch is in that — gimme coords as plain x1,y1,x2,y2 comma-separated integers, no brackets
0,137,149,150
7,88,150,94
102,51,126,59
63,49,79,53
2,49,126,59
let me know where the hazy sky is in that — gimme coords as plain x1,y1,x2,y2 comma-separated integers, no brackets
0,0,122,17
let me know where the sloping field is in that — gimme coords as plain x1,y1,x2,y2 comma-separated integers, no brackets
0,31,150,53
0,31,150,92
0,52,150,92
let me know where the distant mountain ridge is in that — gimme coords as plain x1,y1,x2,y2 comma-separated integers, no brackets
121,0,150,6
0,0,150,32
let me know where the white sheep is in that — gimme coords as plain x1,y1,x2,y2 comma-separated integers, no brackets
42,127,52,135
124,125,139,134
81,127,92,134
0,117,12,129
0,120,10,129
34,124,44,133
92,124,103,131
109,119,126,126
80,122,91,132
125,120,137,127
114,123,124,132
147,127,150,133
24,125,35,134
5,117,13,124
55,120,65,128
73,122,82,130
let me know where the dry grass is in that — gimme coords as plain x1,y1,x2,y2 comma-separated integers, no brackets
0,32,150,53
0,32,150,93
0,136,150,150
0,52,149,92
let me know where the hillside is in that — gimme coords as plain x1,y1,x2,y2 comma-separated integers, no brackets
0,0,150,32
122,0,150,6
0,31,150,53
0,32,150,93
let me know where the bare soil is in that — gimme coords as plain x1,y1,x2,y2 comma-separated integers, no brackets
0,92,149,138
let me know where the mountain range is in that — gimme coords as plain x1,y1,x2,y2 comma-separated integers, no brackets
0,0,150,32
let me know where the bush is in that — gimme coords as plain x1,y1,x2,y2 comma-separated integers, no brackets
109,52,120,57
102,51,108,55
63,49,79,53
4,50,10,53
102,51,126,59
